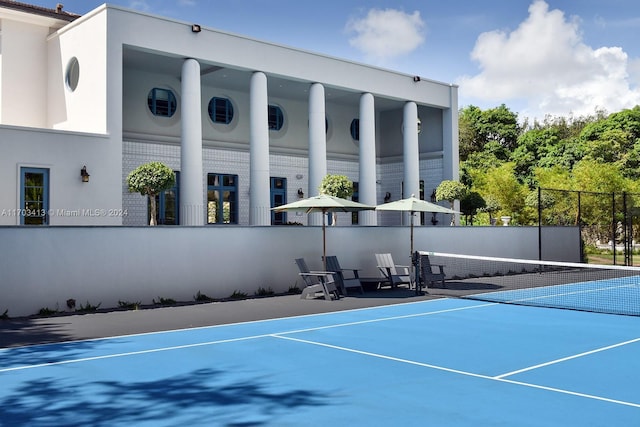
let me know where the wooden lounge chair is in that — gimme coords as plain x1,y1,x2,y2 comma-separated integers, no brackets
324,255,364,295
295,258,340,301
375,253,412,288
420,254,446,289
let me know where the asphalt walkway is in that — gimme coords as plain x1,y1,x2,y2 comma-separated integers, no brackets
0,288,438,348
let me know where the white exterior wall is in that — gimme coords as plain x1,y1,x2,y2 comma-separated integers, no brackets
0,19,48,127
48,9,108,133
0,126,120,225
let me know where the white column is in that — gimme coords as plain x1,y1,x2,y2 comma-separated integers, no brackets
308,83,327,226
403,101,420,225
359,93,377,225
443,84,460,224
249,71,271,226
442,84,459,182
180,58,204,225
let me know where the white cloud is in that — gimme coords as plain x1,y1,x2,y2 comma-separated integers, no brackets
345,8,425,64
458,0,640,120
128,1,151,12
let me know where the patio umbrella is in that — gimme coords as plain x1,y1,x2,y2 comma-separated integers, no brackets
375,194,459,257
272,194,375,269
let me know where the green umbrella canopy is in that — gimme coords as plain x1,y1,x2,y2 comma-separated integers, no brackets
376,194,459,257
273,194,375,269
273,194,376,214
375,195,458,214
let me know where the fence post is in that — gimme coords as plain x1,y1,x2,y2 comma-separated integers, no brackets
538,187,542,261
612,192,617,265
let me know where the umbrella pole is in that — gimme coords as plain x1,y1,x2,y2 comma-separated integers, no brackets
322,209,327,270
410,211,417,292
410,211,414,258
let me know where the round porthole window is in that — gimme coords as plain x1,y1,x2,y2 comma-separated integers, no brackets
65,57,80,92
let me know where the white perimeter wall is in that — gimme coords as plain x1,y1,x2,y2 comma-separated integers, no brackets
0,225,579,317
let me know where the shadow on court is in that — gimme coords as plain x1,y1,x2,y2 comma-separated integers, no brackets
0,319,80,348
0,291,439,348
0,367,331,426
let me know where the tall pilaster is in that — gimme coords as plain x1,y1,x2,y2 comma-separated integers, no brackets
179,58,204,225
443,84,460,224
308,83,327,226
443,84,459,182
403,101,420,225
359,93,377,225
249,71,271,225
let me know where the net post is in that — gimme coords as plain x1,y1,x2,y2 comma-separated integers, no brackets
412,251,423,295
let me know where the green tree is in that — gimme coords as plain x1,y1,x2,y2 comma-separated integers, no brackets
319,174,353,199
458,104,520,160
458,105,484,160
479,104,521,151
478,163,531,224
460,191,485,225
127,162,176,226
435,180,466,210
435,180,466,225
479,195,501,225
319,174,353,225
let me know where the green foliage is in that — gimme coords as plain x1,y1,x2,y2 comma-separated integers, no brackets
76,301,101,313
319,174,353,199
319,174,354,225
459,104,640,226
118,300,141,310
38,307,59,316
153,297,176,306
254,286,275,297
435,180,466,206
459,104,520,160
460,192,485,225
287,285,302,295
194,291,215,302
229,290,248,300
127,161,176,225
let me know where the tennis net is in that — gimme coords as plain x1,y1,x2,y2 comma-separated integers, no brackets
420,251,640,316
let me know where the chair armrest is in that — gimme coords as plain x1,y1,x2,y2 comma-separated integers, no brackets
299,272,335,282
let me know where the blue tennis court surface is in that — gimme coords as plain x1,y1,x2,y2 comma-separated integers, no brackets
2,298,639,426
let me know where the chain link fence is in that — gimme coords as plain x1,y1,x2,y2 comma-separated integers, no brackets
538,188,640,265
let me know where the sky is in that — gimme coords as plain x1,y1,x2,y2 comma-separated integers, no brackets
23,0,640,122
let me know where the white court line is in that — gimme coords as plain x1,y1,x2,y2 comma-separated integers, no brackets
0,334,271,373
273,334,640,409
0,300,493,373
0,298,451,351
495,337,640,379
275,301,497,335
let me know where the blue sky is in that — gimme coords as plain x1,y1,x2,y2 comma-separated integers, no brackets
27,0,640,121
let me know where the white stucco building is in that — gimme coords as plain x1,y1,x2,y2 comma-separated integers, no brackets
0,1,459,227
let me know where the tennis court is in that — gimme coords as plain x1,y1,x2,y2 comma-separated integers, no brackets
2,293,639,426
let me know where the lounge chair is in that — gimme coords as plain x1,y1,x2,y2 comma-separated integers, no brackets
324,256,365,295
375,253,412,288
294,258,340,301
419,254,446,290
